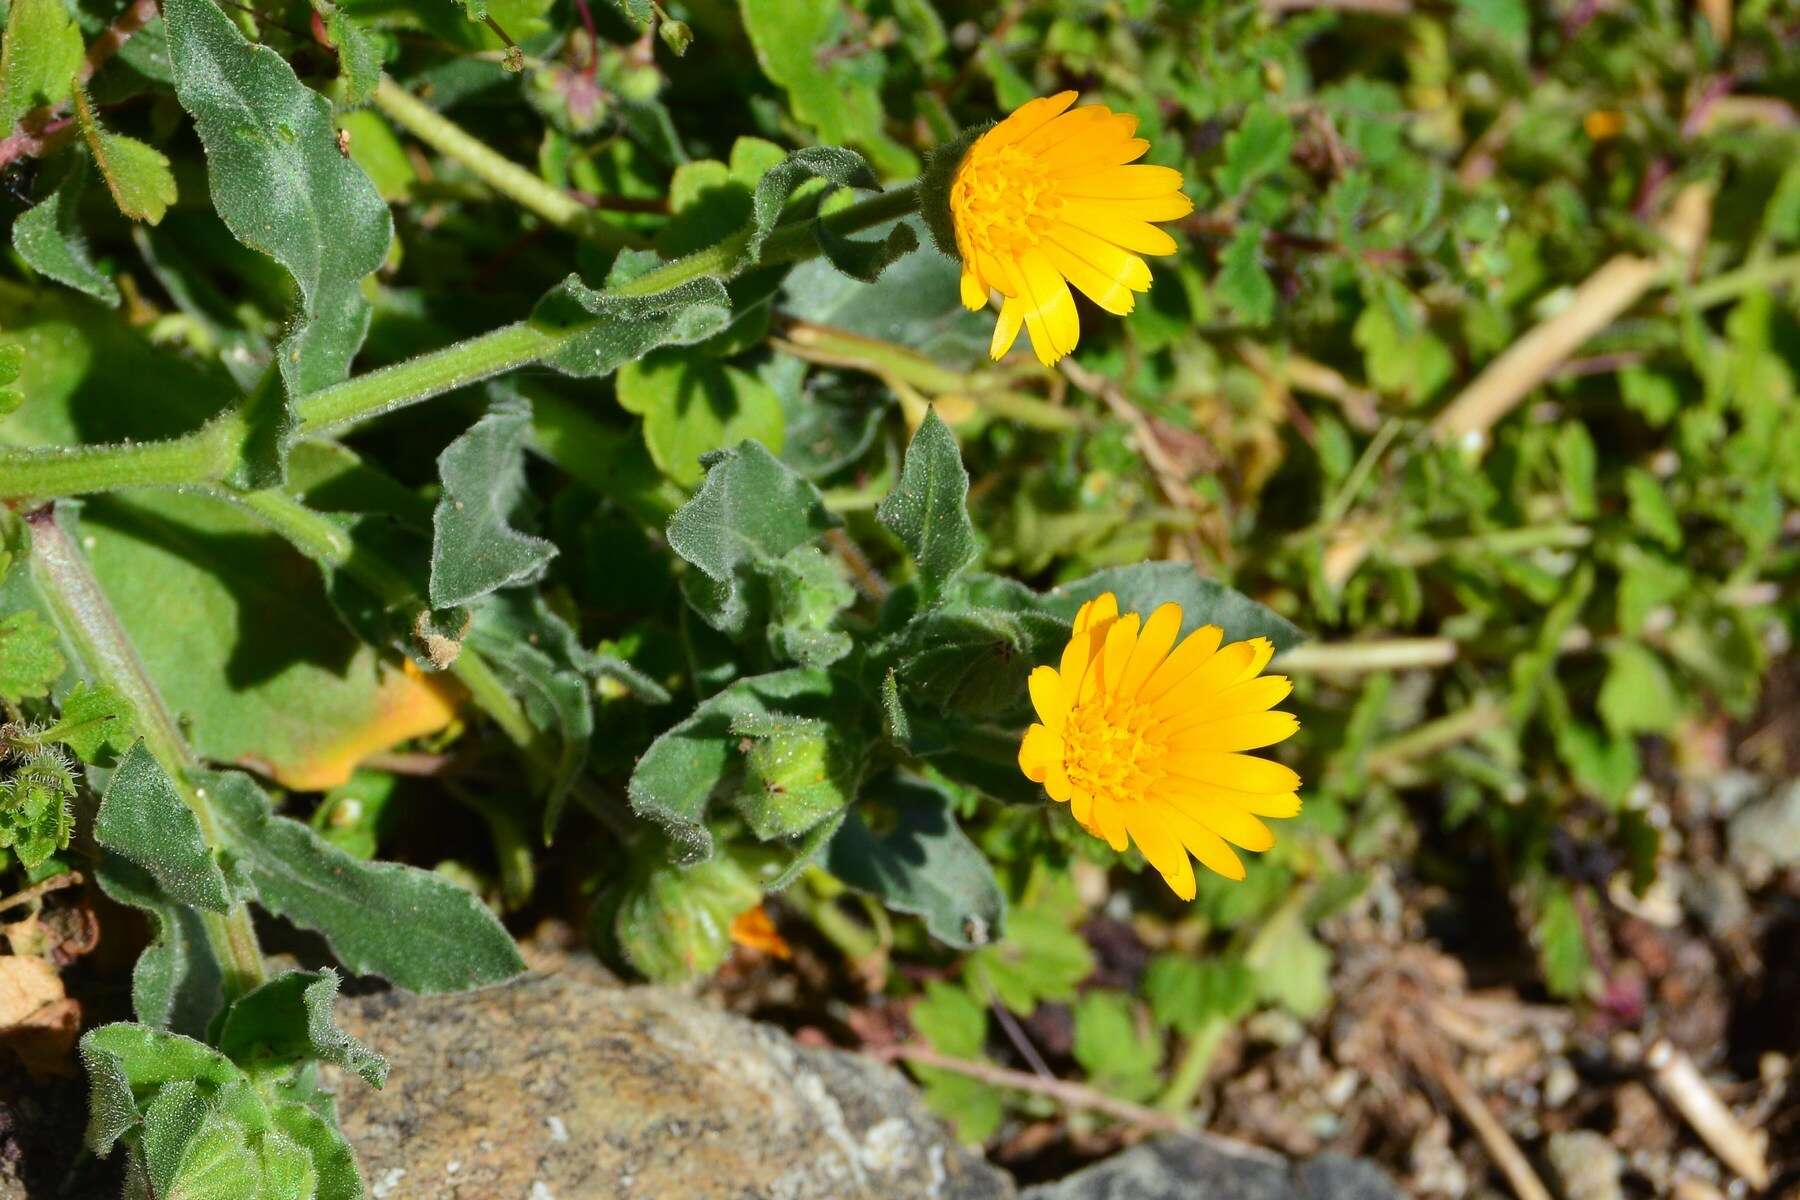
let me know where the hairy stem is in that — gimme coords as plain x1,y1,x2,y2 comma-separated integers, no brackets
24,507,268,998
0,183,921,498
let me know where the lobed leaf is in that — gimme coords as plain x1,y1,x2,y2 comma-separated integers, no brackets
666,439,838,637
217,969,388,1089
93,855,227,1039
12,156,121,305
825,773,1004,950
94,740,233,913
1041,561,1306,652
0,0,82,128
429,394,558,609
876,410,978,609
163,0,391,453
204,767,526,992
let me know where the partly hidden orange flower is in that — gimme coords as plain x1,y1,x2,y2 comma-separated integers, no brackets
1017,592,1301,899
949,91,1191,365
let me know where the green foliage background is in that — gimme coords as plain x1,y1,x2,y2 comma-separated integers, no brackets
0,0,1796,1189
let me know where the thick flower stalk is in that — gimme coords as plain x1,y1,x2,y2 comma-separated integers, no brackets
933,91,1192,365
1018,593,1301,899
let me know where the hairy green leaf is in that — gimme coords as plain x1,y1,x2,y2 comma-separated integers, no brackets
531,267,733,379
612,852,760,984
74,87,177,224
617,351,787,487
1215,103,1294,198
1042,561,1306,652
93,855,227,1039
0,607,64,702
204,767,526,991
0,0,82,128
42,681,136,763
94,740,233,913
826,773,1004,949
429,394,557,609
164,0,391,408
666,439,838,637
877,410,978,608
465,591,594,839
627,667,837,860
740,0,916,176
217,969,388,1088
13,156,121,305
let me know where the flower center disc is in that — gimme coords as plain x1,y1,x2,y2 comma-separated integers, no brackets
951,144,1063,258
1064,702,1163,799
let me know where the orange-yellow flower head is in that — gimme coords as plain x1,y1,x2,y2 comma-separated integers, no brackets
943,92,1191,366
1017,593,1301,899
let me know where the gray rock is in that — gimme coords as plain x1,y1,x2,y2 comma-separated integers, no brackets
1727,778,1800,886
328,956,1012,1200
1546,1131,1624,1200
1021,1136,1406,1200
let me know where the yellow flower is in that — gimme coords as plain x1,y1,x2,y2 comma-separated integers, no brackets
1017,592,1301,899
949,91,1191,366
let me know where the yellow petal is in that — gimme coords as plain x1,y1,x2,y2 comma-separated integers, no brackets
1059,627,1097,698
1041,238,1137,316
960,268,987,310
1047,223,1153,294
1090,612,1141,700
1045,757,1074,803
1061,164,1187,200
1044,131,1152,176
1124,807,1196,901
1138,624,1224,705
1057,203,1180,256
1069,783,1092,825
1062,192,1194,224
1092,794,1130,852
990,295,1026,359
1164,810,1246,881
1241,791,1302,819
1166,750,1302,795
1028,665,1067,731
1016,248,1080,365
1019,723,1061,780
1234,637,1276,683
1165,711,1300,753
1074,592,1119,634
1151,639,1260,718
1167,795,1275,851
1119,603,1181,700
985,90,1079,149
1020,105,1127,155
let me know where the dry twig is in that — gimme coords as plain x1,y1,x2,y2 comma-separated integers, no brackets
0,872,83,915
1430,183,1712,449
1647,1040,1771,1189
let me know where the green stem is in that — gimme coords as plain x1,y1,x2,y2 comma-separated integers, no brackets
1157,1016,1231,1113
292,321,556,440
293,182,920,440
1673,251,1800,311
24,507,267,998
372,77,635,251
2,184,922,498
0,414,241,502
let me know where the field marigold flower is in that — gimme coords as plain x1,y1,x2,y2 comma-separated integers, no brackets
935,91,1191,365
1017,593,1301,899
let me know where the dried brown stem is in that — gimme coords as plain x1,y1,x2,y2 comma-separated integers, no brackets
1647,1040,1771,1188
878,1044,1289,1158
1409,1040,1555,1200
0,872,84,914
